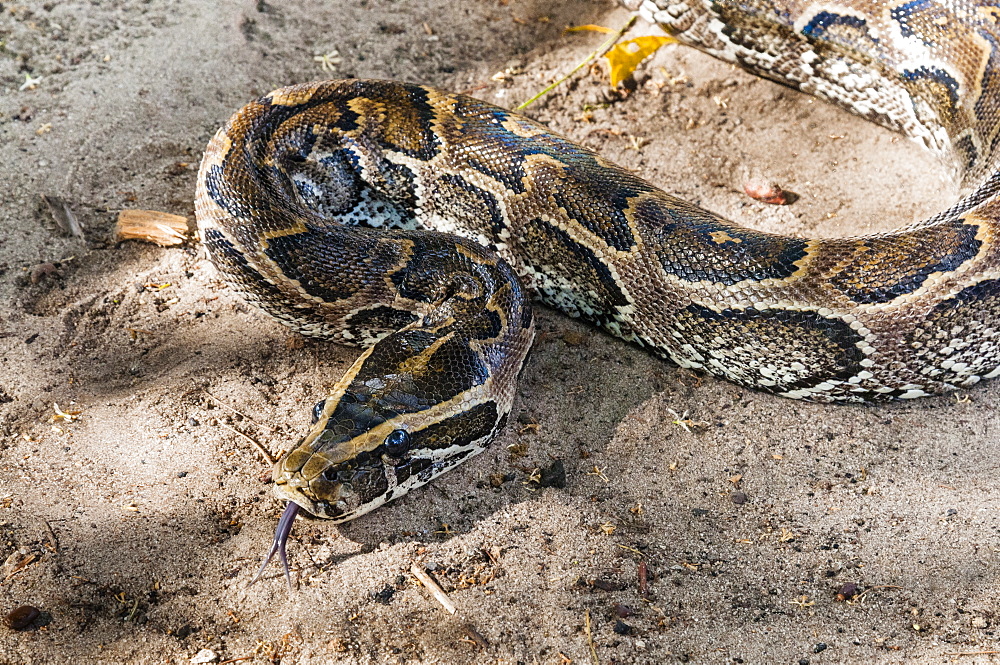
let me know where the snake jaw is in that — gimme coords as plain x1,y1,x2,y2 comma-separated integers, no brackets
272,446,394,522
272,473,325,516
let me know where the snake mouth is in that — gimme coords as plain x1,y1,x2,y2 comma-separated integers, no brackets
272,451,392,522
272,472,359,521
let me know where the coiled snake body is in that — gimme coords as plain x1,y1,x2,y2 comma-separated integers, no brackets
195,0,1000,581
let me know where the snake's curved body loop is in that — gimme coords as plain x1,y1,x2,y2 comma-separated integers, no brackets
195,1,1000,573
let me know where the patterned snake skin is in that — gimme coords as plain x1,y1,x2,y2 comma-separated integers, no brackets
195,1,1000,580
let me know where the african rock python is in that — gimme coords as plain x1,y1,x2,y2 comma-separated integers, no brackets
194,1,1000,582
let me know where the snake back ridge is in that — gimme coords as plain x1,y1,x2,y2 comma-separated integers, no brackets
195,1,1000,564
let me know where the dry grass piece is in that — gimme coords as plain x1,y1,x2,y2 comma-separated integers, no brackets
116,209,189,246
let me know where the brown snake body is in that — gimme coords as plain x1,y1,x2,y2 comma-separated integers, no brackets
194,0,1000,581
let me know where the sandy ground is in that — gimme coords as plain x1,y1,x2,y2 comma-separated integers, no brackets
1,1,999,663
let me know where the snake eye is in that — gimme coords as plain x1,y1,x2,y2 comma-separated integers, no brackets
312,399,326,424
383,429,411,456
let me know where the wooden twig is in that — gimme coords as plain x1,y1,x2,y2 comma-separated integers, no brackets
516,15,637,110
115,209,188,246
410,563,457,614
941,651,1000,657
219,422,275,465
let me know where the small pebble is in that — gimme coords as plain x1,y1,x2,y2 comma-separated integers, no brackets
5,605,40,630
190,649,217,664
814,643,827,653
798,660,809,665
613,620,633,635
730,491,747,505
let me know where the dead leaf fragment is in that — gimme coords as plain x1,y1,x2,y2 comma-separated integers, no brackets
42,195,84,237
115,209,189,246
50,403,82,423
744,179,793,205
605,36,675,87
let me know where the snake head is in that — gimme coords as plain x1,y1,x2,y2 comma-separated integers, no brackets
271,329,509,523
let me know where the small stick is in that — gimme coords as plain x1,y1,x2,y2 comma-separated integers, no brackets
516,15,637,110
219,422,275,465
410,563,457,614
941,651,1000,657
585,610,599,665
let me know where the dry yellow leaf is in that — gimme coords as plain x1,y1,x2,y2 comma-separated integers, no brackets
605,35,676,87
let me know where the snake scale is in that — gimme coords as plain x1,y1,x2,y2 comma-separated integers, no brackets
194,0,1000,583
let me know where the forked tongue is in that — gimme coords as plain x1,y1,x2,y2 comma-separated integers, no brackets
250,502,300,589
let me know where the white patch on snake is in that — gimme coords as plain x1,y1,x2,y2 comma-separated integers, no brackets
292,172,417,230
375,434,496,514
419,211,496,249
